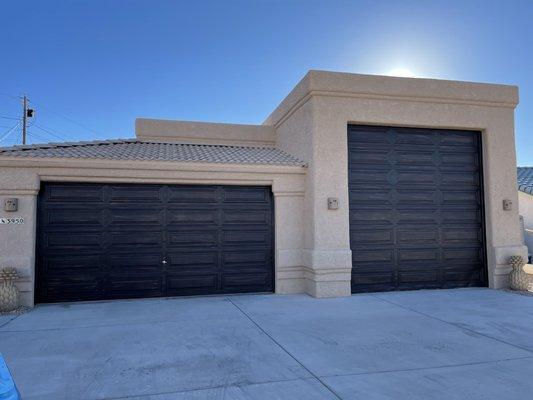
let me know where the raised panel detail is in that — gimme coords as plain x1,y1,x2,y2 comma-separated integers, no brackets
37,183,274,303
348,125,486,293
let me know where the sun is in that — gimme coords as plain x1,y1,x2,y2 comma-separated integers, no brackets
386,68,416,78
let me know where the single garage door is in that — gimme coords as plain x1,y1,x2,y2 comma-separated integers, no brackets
36,183,274,303
348,125,487,293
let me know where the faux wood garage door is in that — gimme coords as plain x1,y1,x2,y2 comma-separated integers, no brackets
348,125,487,293
36,183,274,303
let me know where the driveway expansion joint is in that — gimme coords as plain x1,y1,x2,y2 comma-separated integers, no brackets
316,355,533,379
99,376,317,400
371,293,533,355
226,296,344,400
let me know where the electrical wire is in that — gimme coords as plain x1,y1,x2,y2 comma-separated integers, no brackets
27,131,51,143
33,123,71,141
0,92,21,101
0,121,21,143
28,99,104,136
0,115,20,120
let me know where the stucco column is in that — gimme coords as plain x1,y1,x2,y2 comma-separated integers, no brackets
481,118,528,287
0,169,40,307
272,177,307,294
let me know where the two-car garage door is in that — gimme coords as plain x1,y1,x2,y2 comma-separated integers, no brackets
36,183,274,303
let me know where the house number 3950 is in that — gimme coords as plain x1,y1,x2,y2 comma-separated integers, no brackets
0,217,24,224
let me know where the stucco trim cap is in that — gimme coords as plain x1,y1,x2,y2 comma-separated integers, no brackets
265,70,519,126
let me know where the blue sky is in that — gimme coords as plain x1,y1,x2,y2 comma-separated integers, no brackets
1,1,532,164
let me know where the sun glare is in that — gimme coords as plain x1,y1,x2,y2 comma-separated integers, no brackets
386,68,416,78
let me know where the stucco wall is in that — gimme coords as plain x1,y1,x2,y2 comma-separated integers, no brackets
0,70,524,304
518,191,533,258
270,71,525,295
136,118,275,147
0,159,306,306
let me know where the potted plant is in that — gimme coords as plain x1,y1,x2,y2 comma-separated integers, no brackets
0,267,20,312
508,256,530,291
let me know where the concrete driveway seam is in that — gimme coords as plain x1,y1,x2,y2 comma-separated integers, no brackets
314,355,533,379
371,293,533,355
225,296,344,400
99,376,323,400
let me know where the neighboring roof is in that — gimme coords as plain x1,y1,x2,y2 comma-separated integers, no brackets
0,139,306,167
517,167,533,195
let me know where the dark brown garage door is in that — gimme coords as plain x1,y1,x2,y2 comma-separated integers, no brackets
348,125,487,293
36,183,274,303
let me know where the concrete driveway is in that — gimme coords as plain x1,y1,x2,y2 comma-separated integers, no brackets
1,288,533,399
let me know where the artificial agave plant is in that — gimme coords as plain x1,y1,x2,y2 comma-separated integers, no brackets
0,267,20,312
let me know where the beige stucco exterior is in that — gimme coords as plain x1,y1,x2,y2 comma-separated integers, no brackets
518,191,533,258
0,70,525,306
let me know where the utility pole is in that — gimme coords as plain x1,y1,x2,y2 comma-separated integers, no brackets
22,95,27,145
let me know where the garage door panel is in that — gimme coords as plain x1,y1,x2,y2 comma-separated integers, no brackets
349,189,391,205
108,208,164,226
109,232,163,248
441,172,480,186
439,131,478,146
396,150,435,165
223,187,270,203
352,249,394,263
441,210,481,224
166,209,219,225
44,232,103,250
397,210,439,224
106,276,163,298
222,209,271,224
398,249,439,263
43,209,104,227
109,185,163,203
441,152,478,166
222,273,271,292
352,273,395,285
222,231,270,246
166,275,218,294
350,229,393,245
349,125,486,292
399,271,439,284
396,171,438,185
396,189,437,205
37,183,274,302
349,170,390,184
167,186,218,203
45,184,105,202
43,255,101,273
348,149,390,164
167,252,218,270
44,276,102,302
107,253,162,273
441,190,480,205
350,210,395,224
167,231,218,247
442,228,482,244
222,250,271,270
397,229,439,244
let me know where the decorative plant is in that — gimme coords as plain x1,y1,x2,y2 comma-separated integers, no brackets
0,267,20,312
508,256,530,291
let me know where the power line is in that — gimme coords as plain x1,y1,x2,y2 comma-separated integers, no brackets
27,131,51,143
28,99,104,136
0,115,20,120
0,121,21,143
32,123,70,141
0,92,21,101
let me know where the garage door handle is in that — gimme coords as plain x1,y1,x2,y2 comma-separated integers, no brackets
162,260,168,265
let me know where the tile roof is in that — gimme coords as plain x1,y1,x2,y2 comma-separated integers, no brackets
518,167,533,195
0,139,306,167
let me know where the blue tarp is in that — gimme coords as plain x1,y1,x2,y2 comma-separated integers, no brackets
0,354,19,400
